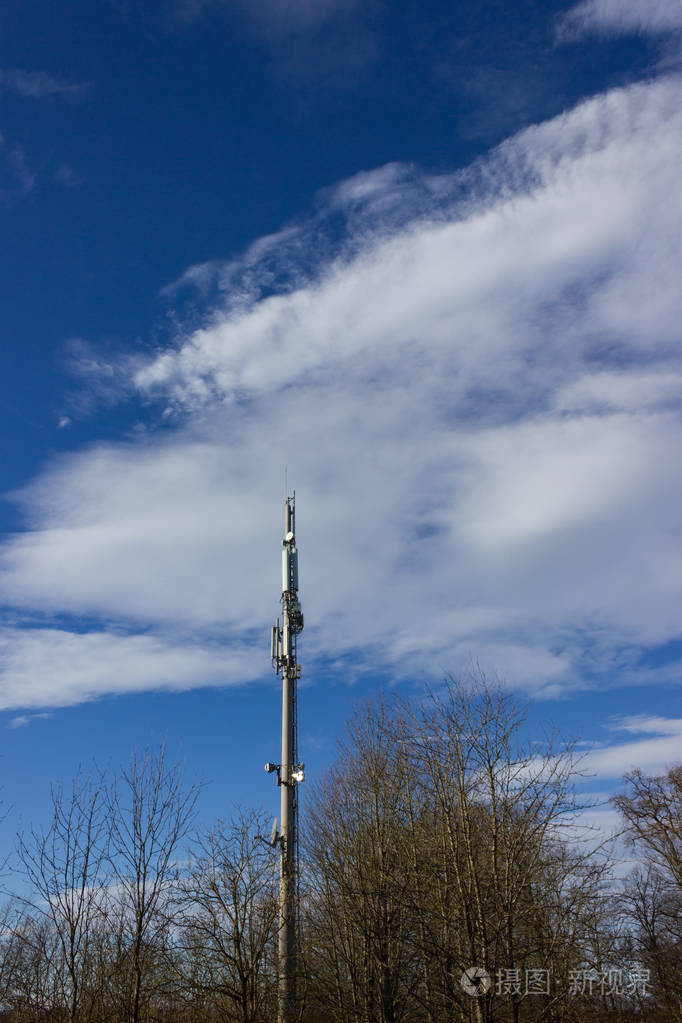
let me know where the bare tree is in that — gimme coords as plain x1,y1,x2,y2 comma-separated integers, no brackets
614,767,682,889
174,807,278,1023
2,909,67,1022
304,697,425,1023
106,744,200,1023
303,673,615,1023
10,688,668,1023
16,768,109,1023
408,673,612,1023
615,766,682,1021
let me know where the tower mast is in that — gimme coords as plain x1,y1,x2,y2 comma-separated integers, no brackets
267,494,304,1023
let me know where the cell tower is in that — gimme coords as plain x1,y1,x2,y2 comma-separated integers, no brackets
265,494,304,1023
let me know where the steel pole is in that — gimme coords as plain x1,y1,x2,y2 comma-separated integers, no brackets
278,658,295,1022
278,499,297,1023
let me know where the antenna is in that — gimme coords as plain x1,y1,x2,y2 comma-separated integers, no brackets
266,492,303,1023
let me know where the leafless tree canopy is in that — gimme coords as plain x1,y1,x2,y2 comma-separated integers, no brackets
1,677,680,1022
615,767,682,1022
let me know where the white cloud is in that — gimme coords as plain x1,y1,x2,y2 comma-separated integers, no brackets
6,711,51,728
8,715,30,729
554,370,682,413
559,0,682,38
1,74,682,709
0,69,91,100
583,717,682,778
1,144,36,199
170,0,358,34
139,78,682,408
0,71,88,203
159,223,304,303
7,146,35,193
0,627,259,711
610,714,682,734
54,163,82,189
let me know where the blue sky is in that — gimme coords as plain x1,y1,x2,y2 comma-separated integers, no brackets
1,0,682,860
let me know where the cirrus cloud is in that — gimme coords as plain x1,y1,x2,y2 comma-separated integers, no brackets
558,0,682,39
1,73,681,711
0,627,258,711
0,68,91,100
